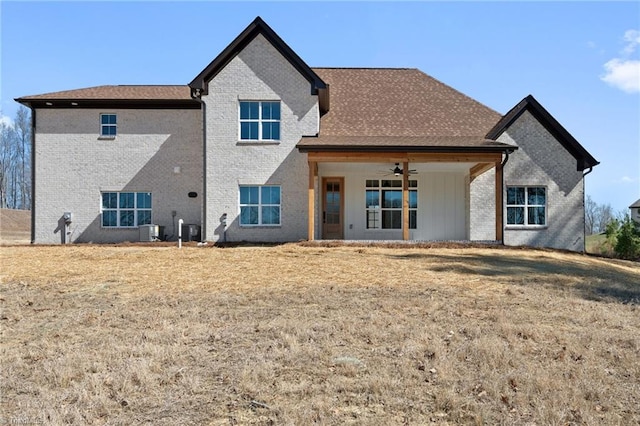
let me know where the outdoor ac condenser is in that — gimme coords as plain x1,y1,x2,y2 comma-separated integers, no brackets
139,224,160,242
181,224,201,242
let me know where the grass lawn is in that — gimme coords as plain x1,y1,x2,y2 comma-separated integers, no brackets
585,233,614,257
1,244,639,425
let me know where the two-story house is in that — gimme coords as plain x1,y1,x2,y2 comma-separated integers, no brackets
16,17,598,250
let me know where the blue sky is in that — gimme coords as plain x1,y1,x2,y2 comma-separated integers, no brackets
1,1,639,213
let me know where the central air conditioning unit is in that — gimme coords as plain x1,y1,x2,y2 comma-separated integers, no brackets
181,224,201,242
139,224,160,242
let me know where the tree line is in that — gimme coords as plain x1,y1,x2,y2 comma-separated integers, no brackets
585,195,616,236
0,106,32,210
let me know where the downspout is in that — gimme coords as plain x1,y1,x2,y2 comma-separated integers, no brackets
499,150,511,245
581,166,593,253
29,108,36,244
191,89,207,241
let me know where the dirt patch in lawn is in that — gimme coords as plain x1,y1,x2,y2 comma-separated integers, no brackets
1,244,639,424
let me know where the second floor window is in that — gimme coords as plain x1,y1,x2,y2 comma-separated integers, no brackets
239,101,280,141
100,113,117,137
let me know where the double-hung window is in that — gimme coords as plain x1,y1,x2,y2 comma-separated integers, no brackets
239,185,281,226
506,186,546,226
239,101,280,141
100,114,117,137
365,179,417,229
101,192,152,227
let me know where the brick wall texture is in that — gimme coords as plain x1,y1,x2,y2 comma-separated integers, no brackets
33,108,202,243
202,34,319,242
470,110,585,251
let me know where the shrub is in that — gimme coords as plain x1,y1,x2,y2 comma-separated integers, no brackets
614,215,640,260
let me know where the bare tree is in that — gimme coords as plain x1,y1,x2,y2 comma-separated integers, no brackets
585,195,616,235
585,195,597,235
0,120,14,208
596,203,614,234
0,107,31,210
14,106,31,209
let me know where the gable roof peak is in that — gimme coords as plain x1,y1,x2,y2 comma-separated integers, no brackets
189,16,326,98
486,94,599,171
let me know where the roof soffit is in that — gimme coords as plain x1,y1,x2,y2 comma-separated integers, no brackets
189,17,327,98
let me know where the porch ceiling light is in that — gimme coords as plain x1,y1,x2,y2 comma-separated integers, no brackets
393,164,402,176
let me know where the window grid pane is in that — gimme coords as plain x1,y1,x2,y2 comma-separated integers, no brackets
240,206,259,225
241,122,259,140
365,190,379,208
506,186,545,226
528,207,546,225
138,211,152,226
240,101,280,141
120,193,134,209
382,210,402,229
100,114,117,136
102,211,117,227
239,185,281,226
366,179,417,230
366,210,379,229
507,207,525,225
102,193,117,209
120,210,135,227
102,192,152,228
382,190,402,208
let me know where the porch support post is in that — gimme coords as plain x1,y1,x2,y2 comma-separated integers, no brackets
308,161,317,241
495,161,503,242
402,161,409,241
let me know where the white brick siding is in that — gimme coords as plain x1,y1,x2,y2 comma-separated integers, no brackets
499,110,584,251
33,108,202,243
202,34,319,242
469,167,497,241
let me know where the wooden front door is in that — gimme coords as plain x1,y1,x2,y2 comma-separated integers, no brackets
322,177,344,239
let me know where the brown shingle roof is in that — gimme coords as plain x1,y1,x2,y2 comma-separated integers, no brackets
17,85,192,101
310,68,502,138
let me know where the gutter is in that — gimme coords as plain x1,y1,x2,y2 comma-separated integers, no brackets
191,89,207,242
499,150,511,245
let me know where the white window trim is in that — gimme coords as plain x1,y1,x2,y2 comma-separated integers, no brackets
101,192,152,228
365,179,417,230
99,113,117,138
239,185,282,227
238,101,281,142
505,185,547,228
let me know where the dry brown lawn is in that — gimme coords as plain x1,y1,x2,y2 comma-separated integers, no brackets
1,243,639,425
0,209,30,245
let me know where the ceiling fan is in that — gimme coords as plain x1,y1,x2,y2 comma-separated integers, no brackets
380,163,417,177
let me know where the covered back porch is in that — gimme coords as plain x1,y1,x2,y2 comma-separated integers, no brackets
305,151,507,242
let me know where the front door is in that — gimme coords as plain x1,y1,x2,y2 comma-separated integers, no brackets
322,177,344,239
